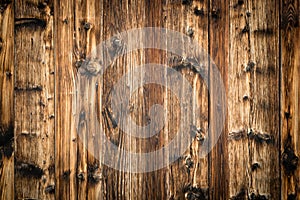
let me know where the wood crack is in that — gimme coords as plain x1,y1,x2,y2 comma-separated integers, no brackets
14,85,43,92
228,129,274,144
15,161,44,179
0,124,13,147
15,18,47,29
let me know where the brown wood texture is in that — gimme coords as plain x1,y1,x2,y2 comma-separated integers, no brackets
281,0,300,199
209,0,229,199
0,1,14,199
0,0,298,199
228,0,281,199
14,0,55,199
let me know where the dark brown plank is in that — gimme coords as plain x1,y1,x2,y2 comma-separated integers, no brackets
209,0,229,199
280,0,300,199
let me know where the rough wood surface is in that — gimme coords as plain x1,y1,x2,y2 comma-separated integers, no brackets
0,0,298,199
228,0,251,198
228,0,281,199
248,0,280,198
14,0,55,199
0,1,14,199
280,0,300,199
54,0,77,199
209,0,229,199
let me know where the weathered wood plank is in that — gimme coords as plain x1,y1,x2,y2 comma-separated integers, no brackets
14,0,55,199
99,1,158,199
5,0,290,199
280,0,300,199
54,0,77,199
0,1,14,199
228,0,251,198
73,0,104,199
209,0,229,199
248,0,280,198
164,0,210,199
228,0,281,198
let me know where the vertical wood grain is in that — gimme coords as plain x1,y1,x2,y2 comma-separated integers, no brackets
73,0,104,199
209,0,229,199
248,0,280,198
280,0,300,199
228,0,252,198
71,0,211,199
0,1,14,199
14,0,55,199
164,0,210,199
54,0,77,199
228,0,281,199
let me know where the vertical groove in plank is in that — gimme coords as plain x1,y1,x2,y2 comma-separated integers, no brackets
209,0,229,199
54,0,77,199
280,0,300,199
14,0,55,199
0,1,14,199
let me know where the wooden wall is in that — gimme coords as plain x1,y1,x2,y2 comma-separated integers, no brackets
0,0,299,199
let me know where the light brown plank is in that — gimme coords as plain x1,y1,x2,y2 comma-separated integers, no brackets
228,0,252,198
0,1,14,199
73,0,105,199
14,0,55,199
54,0,77,199
228,0,281,199
164,0,210,199
248,0,280,198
